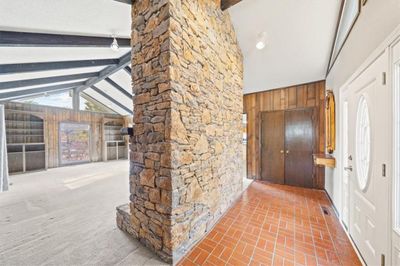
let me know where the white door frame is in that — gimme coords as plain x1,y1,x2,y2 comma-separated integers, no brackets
340,93,350,229
338,24,400,266
390,34,400,266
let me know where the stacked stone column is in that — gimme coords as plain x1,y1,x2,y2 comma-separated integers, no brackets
129,0,243,263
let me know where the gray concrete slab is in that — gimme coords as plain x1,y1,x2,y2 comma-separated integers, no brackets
0,161,166,266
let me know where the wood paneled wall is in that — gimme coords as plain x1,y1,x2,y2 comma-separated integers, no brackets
243,80,326,189
5,102,128,169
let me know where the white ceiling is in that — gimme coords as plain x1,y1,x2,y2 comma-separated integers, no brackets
0,0,343,105
229,0,341,94
0,0,132,116
0,0,131,37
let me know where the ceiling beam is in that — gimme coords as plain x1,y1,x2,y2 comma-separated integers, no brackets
0,58,119,75
91,85,133,115
124,66,132,75
221,0,242,10
105,77,133,98
113,0,240,11
0,72,98,90
76,52,131,93
81,93,117,114
0,81,84,101
0,31,131,48
113,0,132,4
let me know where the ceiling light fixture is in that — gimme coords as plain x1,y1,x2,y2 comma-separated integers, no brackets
110,36,119,52
256,32,267,50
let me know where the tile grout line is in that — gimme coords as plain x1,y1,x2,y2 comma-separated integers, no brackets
249,195,266,265
305,189,320,266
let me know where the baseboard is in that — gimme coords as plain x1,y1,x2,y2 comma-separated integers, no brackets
323,189,340,218
322,189,367,266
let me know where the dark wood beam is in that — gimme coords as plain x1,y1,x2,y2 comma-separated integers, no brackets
0,81,84,101
221,0,242,10
0,31,130,48
0,58,118,75
113,0,240,11
76,52,131,92
91,85,133,115
113,0,132,4
105,77,133,98
0,72,98,90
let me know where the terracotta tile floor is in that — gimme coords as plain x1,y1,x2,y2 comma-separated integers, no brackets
178,181,362,266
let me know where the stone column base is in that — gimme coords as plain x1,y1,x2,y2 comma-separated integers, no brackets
116,204,172,264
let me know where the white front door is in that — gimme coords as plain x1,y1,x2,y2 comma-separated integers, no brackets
346,51,390,265
391,38,400,266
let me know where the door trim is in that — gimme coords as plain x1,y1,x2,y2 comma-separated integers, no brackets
391,36,400,237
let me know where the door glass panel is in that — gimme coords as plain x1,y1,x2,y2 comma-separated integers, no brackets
355,95,371,190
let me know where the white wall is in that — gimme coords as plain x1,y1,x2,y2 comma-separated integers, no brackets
325,0,400,215
327,0,400,90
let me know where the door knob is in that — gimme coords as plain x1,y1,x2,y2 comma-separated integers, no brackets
344,166,353,171
280,150,284,154
286,150,289,154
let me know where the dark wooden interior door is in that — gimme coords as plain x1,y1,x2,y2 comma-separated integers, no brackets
284,108,315,188
260,111,285,184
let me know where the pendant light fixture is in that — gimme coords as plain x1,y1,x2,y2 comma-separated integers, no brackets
110,36,119,52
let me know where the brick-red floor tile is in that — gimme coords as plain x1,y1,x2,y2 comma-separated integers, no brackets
178,181,362,266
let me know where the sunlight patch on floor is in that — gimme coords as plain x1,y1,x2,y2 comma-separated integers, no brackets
63,172,116,190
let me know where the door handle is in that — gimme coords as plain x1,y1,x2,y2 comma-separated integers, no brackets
344,166,353,171
286,150,289,154
280,150,284,154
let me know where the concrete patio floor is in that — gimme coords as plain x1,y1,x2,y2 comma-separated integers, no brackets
0,160,165,266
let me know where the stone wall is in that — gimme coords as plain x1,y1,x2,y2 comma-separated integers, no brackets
129,0,173,262
168,0,244,260
128,0,243,263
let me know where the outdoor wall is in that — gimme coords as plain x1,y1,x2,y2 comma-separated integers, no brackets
128,0,243,263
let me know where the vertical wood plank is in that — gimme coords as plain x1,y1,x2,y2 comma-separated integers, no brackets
296,85,306,108
288,87,297,109
273,90,281,110
306,83,316,107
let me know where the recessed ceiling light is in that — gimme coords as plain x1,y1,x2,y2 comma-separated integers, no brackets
256,41,266,50
256,32,267,50
110,37,119,52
